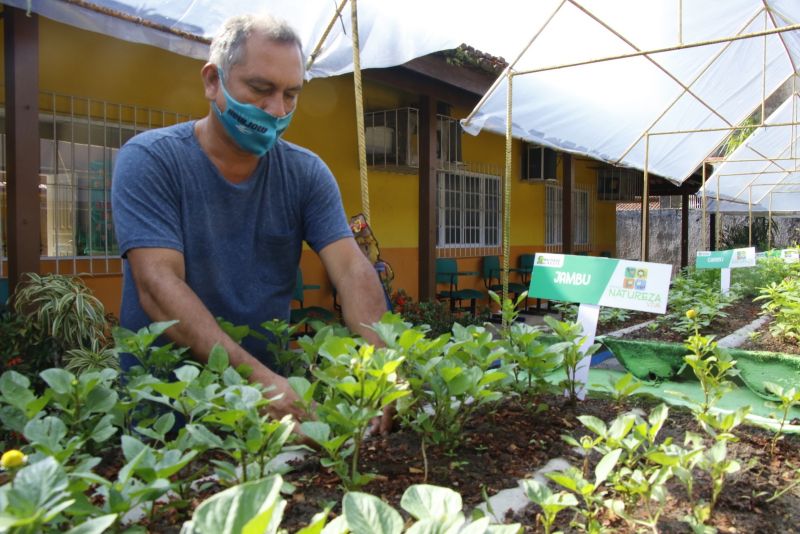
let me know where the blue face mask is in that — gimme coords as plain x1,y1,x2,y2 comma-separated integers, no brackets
212,68,294,156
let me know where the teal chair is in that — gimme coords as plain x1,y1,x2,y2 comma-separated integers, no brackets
435,258,483,314
290,268,334,330
518,253,549,313
481,255,527,301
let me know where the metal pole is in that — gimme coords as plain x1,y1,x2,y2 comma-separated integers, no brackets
701,164,708,250
748,186,752,247
715,177,721,249
640,134,650,260
768,193,773,249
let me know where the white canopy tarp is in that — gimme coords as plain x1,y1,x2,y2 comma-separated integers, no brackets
702,87,800,213
461,0,800,187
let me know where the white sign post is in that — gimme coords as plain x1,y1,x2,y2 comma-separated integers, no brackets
574,303,600,398
528,254,672,400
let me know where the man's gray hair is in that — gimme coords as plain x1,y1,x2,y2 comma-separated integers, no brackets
209,14,304,75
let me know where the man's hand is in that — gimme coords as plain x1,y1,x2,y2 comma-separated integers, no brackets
369,404,396,436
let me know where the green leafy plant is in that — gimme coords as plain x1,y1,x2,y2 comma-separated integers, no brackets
680,310,740,417
295,328,409,490
544,316,600,406
522,479,579,534
12,273,109,367
606,372,643,408
656,268,741,336
764,382,800,456
63,338,119,375
699,440,740,517
546,449,622,532
0,455,118,533
259,319,308,377
400,298,490,339
113,320,189,381
755,276,800,343
490,291,562,397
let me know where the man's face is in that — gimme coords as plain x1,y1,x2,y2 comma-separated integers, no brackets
219,34,304,118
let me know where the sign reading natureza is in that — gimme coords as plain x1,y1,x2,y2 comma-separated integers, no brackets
528,253,671,314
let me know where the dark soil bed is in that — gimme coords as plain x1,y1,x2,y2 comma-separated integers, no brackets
739,323,800,355
278,393,800,533
595,298,764,344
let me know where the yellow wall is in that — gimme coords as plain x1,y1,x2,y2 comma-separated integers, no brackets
8,17,618,315
38,19,208,117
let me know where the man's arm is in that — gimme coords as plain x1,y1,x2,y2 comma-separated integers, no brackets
318,238,388,345
126,247,308,422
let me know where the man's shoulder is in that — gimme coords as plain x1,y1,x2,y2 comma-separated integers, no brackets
124,121,196,151
276,139,324,165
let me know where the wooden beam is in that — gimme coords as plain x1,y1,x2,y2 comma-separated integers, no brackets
4,7,40,296
562,153,573,254
364,67,481,109
418,95,437,301
401,55,496,96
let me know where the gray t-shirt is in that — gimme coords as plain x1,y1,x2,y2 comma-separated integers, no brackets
112,121,352,369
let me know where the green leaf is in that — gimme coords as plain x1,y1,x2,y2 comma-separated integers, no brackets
438,366,462,383
150,381,188,399
343,492,403,534
174,365,201,384
64,514,118,534
24,416,68,453
153,412,177,436
577,415,606,437
10,456,70,517
40,368,75,395
294,508,332,534
400,484,462,520
300,421,331,444
189,475,284,534
289,377,314,402
208,345,231,373
0,371,35,412
85,387,118,415
186,424,226,449
546,472,579,493
594,449,622,485
241,496,286,534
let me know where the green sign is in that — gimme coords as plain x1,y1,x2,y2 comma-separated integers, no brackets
529,254,671,314
696,247,756,269
757,248,799,263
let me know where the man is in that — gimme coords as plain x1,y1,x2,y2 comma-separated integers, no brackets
112,14,388,428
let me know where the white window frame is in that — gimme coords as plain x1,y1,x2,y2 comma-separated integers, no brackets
436,169,501,249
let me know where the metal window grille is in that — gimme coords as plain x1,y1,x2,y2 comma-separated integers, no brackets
544,182,594,252
363,107,462,172
436,163,501,255
0,92,191,276
596,165,644,201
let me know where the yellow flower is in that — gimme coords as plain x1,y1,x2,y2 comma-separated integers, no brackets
686,309,697,320
1,449,27,469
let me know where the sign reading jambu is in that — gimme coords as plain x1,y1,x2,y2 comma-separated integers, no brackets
528,253,671,314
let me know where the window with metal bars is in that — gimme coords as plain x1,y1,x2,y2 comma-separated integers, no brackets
436,168,501,249
544,183,593,248
0,93,190,274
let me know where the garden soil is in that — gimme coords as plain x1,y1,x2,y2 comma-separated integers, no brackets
276,392,800,533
